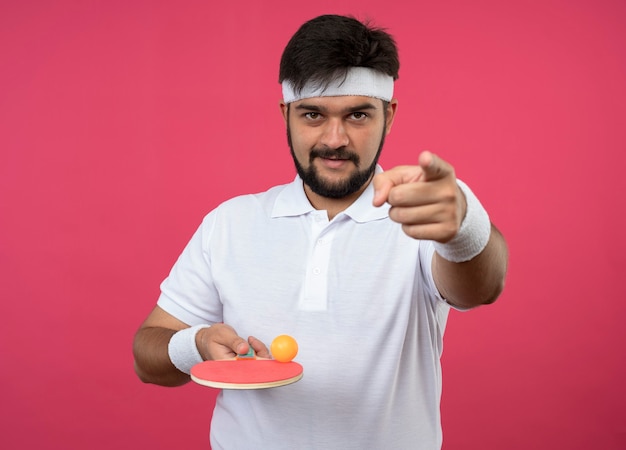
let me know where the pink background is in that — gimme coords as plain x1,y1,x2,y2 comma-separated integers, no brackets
1,0,625,448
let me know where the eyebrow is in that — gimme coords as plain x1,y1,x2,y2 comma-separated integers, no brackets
293,101,379,114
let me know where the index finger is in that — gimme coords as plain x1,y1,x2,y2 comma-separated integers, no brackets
202,324,249,360
248,336,271,359
419,151,454,181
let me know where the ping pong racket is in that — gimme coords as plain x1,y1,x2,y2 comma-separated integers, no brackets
190,358,303,389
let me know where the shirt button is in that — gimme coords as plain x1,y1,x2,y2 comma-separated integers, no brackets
313,267,321,275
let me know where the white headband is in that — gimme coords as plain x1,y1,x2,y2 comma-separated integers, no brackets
282,67,394,104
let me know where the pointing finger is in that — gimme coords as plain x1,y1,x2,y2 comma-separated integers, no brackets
419,151,452,181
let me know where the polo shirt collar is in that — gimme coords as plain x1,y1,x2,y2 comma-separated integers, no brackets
271,175,315,218
271,165,390,223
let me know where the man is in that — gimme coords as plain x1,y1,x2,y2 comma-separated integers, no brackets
133,14,508,449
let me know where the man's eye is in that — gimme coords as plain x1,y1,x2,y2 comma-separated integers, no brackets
351,112,367,120
305,112,320,119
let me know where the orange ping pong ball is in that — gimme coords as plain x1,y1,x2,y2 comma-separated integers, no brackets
270,335,298,363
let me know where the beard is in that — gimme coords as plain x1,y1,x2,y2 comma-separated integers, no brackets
286,119,387,200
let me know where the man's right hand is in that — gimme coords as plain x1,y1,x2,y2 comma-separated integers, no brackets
196,324,271,361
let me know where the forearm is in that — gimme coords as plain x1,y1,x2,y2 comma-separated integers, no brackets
133,326,191,387
433,224,508,309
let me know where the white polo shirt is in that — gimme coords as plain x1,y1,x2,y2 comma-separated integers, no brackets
158,169,451,450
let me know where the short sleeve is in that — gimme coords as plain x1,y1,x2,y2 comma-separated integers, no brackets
157,212,224,325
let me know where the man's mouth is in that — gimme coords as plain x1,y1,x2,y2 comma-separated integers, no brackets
311,149,358,165
318,156,352,169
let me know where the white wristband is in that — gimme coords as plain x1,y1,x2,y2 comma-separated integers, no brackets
433,180,491,262
168,324,210,374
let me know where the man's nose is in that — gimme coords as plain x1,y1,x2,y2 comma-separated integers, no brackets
320,119,349,149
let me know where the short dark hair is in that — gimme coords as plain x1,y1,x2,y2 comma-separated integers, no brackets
279,15,400,95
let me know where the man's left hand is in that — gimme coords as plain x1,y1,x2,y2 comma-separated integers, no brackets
372,151,466,243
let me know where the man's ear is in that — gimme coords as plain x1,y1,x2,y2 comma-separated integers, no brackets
280,101,289,124
385,99,398,135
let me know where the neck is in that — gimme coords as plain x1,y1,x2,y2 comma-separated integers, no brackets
303,178,371,221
